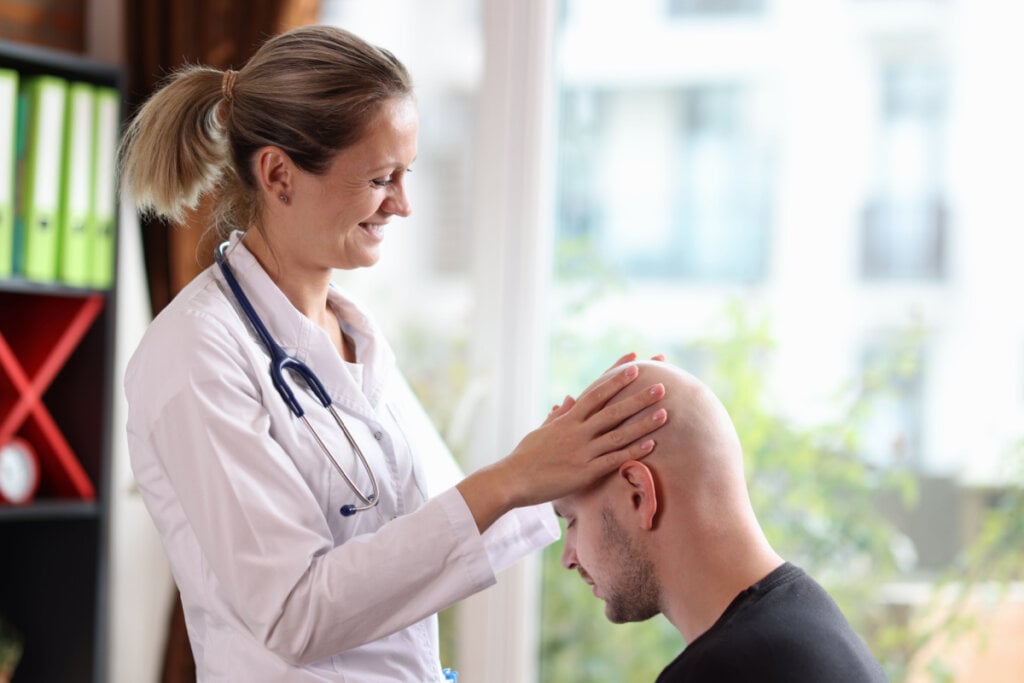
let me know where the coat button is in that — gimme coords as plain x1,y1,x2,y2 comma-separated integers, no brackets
373,431,383,441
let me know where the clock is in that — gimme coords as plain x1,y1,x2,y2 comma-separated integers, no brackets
0,438,40,505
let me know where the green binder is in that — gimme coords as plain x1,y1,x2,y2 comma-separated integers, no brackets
0,68,17,279
58,81,96,287
87,87,119,289
15,75,67,283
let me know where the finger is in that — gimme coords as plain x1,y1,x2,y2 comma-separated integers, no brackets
605,352,638,373
590,405,667,456
583,437,657,481
651,354,665,362
543,395,576,425
586,382,666,437
572,364,641,419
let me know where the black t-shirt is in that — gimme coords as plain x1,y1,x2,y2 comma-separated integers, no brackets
656,563,888,682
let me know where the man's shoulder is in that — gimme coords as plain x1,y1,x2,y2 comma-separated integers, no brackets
654,565,888,682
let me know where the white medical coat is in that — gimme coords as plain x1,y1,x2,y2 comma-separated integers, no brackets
125,233,559,682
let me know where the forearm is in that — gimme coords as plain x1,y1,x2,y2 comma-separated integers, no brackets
263,489,494,664
456,461,520,533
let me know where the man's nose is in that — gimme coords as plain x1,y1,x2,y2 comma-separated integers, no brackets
561,538,578,570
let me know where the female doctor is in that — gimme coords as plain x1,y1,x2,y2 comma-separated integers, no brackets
119,25,667,682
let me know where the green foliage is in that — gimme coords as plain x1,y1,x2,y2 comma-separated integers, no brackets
391,239,1024,681
539,300,922,681
0,615,22,678
893,440,1024,681
536,286,1024,682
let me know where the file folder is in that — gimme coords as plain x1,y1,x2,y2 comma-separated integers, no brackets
88,87,119,289
0,69,16,279
58,82,96,287
15,75,67,283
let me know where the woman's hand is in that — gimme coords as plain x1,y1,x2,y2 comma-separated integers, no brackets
458,363,667,532
543,352,666,425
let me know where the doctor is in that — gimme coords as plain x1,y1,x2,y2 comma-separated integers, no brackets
120,24,667,682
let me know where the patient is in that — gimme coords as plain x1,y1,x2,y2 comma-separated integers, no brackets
552,360,888,682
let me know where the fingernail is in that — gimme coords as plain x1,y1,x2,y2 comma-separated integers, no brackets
649,383,663,396
653,408,667,422
623,366,638,378
640,439,654,452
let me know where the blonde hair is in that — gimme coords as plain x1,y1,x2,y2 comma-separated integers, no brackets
119,25,414,234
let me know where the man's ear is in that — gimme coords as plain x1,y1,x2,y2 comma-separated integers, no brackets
619,460,658,530
254,146,294,200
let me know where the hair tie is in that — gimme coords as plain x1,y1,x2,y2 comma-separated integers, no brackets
222,69,238,102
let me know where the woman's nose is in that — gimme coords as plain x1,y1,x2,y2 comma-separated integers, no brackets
383,184,411,217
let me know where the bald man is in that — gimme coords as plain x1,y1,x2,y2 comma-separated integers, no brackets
552,360,887,682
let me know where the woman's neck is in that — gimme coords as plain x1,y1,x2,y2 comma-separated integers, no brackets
242,228,352,360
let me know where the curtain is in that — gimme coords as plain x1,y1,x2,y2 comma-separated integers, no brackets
124,0,319,316
122,2,319,680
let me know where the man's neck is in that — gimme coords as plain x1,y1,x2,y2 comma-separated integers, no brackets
660,533,784,644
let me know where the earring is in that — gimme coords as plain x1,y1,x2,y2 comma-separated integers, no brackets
279,194,289,204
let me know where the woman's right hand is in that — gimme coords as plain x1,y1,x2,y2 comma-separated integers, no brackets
544,352,666,424
457,363,667,533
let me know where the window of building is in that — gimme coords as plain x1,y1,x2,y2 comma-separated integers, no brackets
556,84,772,282
862,60,949,280
666,0,766,17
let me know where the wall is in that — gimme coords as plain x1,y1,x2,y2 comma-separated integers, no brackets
85,0,177,681
0,0,85,52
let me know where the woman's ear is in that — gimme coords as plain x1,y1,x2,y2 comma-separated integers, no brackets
619,460,658,530
254,146,294,201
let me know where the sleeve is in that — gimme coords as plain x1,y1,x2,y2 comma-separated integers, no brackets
389,372,561,575
126,311,499,666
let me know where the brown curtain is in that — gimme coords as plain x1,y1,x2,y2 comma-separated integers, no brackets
122,2,319,680
124,0,320,316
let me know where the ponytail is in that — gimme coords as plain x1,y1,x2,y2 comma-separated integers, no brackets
118,65,230,225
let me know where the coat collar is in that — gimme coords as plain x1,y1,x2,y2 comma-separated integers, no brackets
217,231,396,414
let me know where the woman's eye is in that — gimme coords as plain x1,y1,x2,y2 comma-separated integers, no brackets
372,167,411,188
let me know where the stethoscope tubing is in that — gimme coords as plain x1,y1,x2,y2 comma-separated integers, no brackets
215,241,381,516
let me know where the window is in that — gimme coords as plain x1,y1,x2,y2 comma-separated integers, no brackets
667,0,766,17
862,61,949,280
556,84,772,282
858,332,926,467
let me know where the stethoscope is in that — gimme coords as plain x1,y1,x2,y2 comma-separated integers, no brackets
215,241,381,517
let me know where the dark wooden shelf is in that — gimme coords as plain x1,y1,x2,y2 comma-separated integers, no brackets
0,500,100,522
0,276,108,297
0,38,122,683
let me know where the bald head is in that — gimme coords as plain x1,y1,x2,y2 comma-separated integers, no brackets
606,361,745,497
555,360,783,641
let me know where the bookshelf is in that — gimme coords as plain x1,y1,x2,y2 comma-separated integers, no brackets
0,39,122,683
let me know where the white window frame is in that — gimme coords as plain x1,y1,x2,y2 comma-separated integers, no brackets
455,2,558,682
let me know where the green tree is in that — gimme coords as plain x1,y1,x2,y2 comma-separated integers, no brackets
392,238,1024,680
539,300,919,681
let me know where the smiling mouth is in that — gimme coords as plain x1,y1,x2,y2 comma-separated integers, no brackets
361,223,385,236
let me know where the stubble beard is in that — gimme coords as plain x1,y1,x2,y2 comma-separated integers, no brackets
600,506,661,624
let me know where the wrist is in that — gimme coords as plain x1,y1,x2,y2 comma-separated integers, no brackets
457,460,519,534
